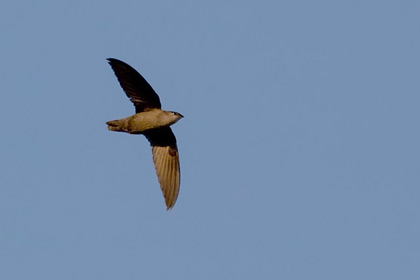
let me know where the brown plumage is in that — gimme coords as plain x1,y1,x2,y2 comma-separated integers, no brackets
106,58,183,210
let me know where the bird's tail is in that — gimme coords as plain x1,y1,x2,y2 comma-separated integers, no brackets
106,119,129,132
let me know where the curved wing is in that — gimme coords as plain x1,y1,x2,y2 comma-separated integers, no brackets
144,128,180,210
107,58,161,112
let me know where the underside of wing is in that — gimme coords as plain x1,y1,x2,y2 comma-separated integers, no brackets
144,128,180,209
107,58,162,112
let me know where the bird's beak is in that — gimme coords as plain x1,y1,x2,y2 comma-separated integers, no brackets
179,113,184,118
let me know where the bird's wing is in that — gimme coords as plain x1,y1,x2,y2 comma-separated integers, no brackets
107,58,162,113
144,127,180,210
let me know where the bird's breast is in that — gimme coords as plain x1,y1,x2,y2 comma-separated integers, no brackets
126,110,168,133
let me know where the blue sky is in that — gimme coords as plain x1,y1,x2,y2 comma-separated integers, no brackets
1,0,420,279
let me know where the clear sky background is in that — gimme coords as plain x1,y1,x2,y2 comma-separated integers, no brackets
1,0,419,279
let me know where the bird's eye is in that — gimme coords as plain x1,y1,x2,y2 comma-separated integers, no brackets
172,112,177,115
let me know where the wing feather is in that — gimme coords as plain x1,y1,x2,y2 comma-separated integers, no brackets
145,128,180,209
107,58,162,112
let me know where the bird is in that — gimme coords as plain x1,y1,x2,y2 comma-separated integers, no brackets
106,58,183,210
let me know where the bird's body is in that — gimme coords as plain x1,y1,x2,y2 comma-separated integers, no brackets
107,109,183,134
106,58,183,210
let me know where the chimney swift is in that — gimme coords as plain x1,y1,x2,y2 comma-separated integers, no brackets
106,58,183,210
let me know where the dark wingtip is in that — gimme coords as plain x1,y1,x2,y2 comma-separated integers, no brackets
107,58,133,71
106,58,118,64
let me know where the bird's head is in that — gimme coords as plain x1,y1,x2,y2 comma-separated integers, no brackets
162,111,184,126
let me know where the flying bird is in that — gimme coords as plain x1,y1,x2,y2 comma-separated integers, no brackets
106,58,183,210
